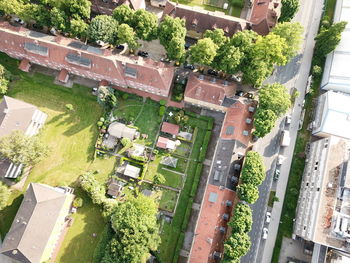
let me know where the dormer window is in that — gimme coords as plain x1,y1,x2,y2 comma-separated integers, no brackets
125,66,137,78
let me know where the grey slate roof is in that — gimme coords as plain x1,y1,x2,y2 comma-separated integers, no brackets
0,183,73,263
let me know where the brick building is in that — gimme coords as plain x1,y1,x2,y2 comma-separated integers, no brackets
0,22,174,99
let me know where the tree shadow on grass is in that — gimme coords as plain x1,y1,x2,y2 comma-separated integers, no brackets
0,194,23,240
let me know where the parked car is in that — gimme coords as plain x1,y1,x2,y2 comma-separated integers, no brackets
266,212,271,223
14,17,25,25
285,115,292,125
137,51,149,58
207,69,218,76
184,63,195,70
262,228,268,239
236,90,244,97
116,45,125,49
274,168,280,181
277,155,286,165
231,74,242,82
160,57,171,63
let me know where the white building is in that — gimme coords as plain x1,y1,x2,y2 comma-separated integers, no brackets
321,0,350,94
294,136,350,252
312,91,350,140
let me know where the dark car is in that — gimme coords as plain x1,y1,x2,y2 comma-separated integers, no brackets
184,43,191,50
184,63,195,70
116,45,125,49
137,51,149,58
207,69,218,76
236,90,244,97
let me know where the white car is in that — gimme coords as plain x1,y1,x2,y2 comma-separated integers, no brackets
285,115,292,125
266,212,271,223
262,227,268,240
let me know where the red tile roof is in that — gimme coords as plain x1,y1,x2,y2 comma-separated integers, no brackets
0,22,174,98
190,184,235,263
250,0,281,35
156,136,169,149
185,73,236,106
162,1,249,37
220,100,256,146
161,122,180,135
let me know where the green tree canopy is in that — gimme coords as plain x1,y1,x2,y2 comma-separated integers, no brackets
0,0,25,16
0,131,50,166
158,16,186,61
0,64,10,95
314,21,347,62
50,7,68,31
106,194,160,263
240,151,266,185
228,203,252,233
212,44,242,74
253,33,288,66
258,83,291,117
70,17,89,38
237,183,259,204
0,182,10,211
61,0,91,19
189,38,218,65
112,4,134,25
116,23,139,49
241,59,273,87
253,108,278,138
272,22,304,60
231,30,258,55
19,3,51,26
279,0,300,22
223,232,251,261
88,15,119,44
132,9,158,41
204,29,229,48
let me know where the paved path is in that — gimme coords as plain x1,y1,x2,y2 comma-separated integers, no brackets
241,0,324,262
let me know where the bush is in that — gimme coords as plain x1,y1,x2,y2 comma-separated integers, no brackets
184,111,197,118
198,131,211,162
190,163,203,197
93,224,114,263
65,104,74,111
159,99,166,106
159,106,166,116
122,93,129,100
181,198,193,231
207,118,214,130
312,65,322,79
73,197,84,208
229,0,244,8
97,121,103,127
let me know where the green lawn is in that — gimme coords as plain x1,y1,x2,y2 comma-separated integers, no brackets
145,155,183,189
173,142,192,158
177,0,231,15
113,96,162,144
0,52,115,262
159,189,178,212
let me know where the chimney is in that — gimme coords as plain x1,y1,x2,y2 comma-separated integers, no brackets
211,78,216,83
199,75,204,80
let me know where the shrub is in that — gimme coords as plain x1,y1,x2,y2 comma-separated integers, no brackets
159,99,166,106
159,106,166,116
122,93,129,100
198,131,211,162
73,197,83,208
207,118,214,130
97,121,103,127
190,163,203,197
65,104,74,111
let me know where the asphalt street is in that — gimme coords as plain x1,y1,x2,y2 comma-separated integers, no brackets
240,0,324,262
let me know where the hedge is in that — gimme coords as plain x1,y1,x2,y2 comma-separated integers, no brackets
173,232,185,263
207,118,214,130
93,224,114,263
181,197,193,231
190,163,203,197
198,131,212,162
185,111,198,118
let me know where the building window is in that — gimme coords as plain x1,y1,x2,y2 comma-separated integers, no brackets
24,42,49,56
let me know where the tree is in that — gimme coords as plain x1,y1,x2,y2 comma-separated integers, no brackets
166,37,186,61
253,108,277,138
212,44,242,74
88,15,119,44
112,4,134,25
241,59,273,87
314,21,347,61
70,17,88,38
189,38,218,65
174,110,189,125
19,4,51,26
228,203,252,233
223,232,251,261
0,131,49,166
312,65,322,78
158,16,186,61
272,22,304,60
153,173,165,185
258,83,291,117
253,33,288,66
204,29,229,48
0,64,10,95
240,151,266,185
132,9,158,41
231,30,258,55
279,0,300,22
50,7,68,32
237,183,259,204
116,24,138,49
61,0,91,19
0,0,25,16
0,182,10,211
79,172,107,205
106,194,160,263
